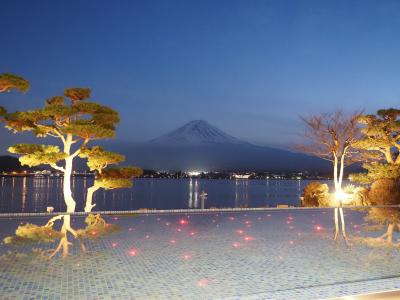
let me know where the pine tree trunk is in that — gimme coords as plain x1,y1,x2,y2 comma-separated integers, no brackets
386,223,395,243
84,185,100,212
334,207,339,240
63,135,76,213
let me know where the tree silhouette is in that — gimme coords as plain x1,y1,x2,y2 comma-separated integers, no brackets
298,109,362,244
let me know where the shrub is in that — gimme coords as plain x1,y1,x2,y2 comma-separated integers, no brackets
301,182,329,207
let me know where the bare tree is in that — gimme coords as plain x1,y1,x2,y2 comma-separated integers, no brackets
298,109,362,244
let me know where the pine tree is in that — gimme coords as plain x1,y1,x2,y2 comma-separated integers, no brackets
0,73,30,116
79,146,142,212
3,87,137,257
351,108,400,244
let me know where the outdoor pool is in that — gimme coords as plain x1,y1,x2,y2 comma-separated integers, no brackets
0,208,399,299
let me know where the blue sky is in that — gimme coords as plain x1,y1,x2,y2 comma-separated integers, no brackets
1,0,400,149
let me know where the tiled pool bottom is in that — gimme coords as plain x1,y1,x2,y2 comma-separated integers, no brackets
0,209,399,299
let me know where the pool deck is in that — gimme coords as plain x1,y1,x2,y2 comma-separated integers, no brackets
0,209,399,299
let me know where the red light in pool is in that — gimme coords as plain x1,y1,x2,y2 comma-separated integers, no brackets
112,242,118,248
177,228,182,232
165,222,171,226
236,229,244,235
315,225,323,231
267,214,271,217
145,235,150,239
197,278,209,287
228,216,235,221
170,239,176,244
289,240,294,245
189,231,196,236
113,217,119,221
244,236,254,242
179,219,189,225
128,227,133,231
245,220,251,224
182,253,192,260
232,242,241,248
129,249,139,256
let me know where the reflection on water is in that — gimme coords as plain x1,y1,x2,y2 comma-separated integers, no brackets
0,209,399,299
0,177,332,213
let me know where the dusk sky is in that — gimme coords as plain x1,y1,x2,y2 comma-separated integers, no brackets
2,0,400,150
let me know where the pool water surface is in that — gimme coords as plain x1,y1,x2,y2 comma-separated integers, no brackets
0,209,399,299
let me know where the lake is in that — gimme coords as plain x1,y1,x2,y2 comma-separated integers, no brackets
0,177,329,213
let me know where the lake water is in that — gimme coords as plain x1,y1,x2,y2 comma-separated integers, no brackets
0,177,329,213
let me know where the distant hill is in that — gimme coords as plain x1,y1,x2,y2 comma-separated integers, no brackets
0,155,25,172
116,120,331,172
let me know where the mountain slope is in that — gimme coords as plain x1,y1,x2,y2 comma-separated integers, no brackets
150,120,246,145
118,120,330,172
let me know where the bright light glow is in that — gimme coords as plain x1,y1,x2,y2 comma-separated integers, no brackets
236,229,244,235
334,189,352,204
197,278,209,287
314,225,323,231
232,242,241,248
244,236,254,242
188,171,202,176
179,219,189,225
129,249,139,256
182,253,192,260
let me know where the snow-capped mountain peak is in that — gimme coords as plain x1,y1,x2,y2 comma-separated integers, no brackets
150,120,246,145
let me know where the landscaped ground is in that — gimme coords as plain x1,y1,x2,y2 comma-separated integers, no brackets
0,209,399,299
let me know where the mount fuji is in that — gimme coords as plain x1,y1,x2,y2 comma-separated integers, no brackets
117,120,329,172
150,120,247,145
